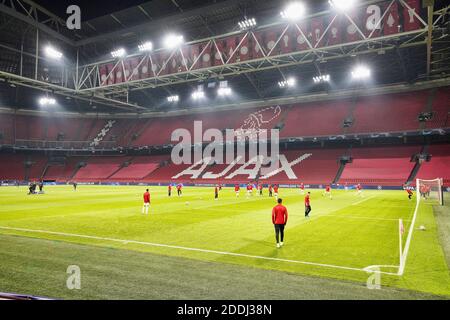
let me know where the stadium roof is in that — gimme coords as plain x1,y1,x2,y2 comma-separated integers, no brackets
0,0,449,114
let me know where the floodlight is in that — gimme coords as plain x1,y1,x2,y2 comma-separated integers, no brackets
111,48,126,58
280,2,306,20
329,0,357,11
218,87,232,96
164,34,184,49
192,90,205,100
44,46,63,59
138,41,153,52
238,18,257,30
279,77,296,88
39,97,56,106
313,74,330,83
167,95,179,102
351,65,371,80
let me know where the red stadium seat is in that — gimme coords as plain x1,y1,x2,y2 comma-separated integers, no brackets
339,146,420,186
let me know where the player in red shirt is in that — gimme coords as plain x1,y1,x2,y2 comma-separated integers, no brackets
142,189,151,215
425,185,431,198
404,184,413,200
272,198,288,248
299,182,305,195
419,184,425,198
168,184,172,197
234,184,240,197
246,183,253,197
305,192,311,218
323,185,332,199
273,184,279,200
258,183,263,196
420,185,431,199
273,184,279,199
177,183,183,196
356,184,363,197
268,184,273,197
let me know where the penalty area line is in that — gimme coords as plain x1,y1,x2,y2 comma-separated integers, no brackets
0,225,396,275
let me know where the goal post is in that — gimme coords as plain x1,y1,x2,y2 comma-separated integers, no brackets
416,178,444,206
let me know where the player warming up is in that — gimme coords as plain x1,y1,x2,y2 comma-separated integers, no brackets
28,182,37,195
142,189,151,215
305,192,311,218
168,184,172,197
356,184,363,197
404,184,413,200
177,183,183,197
246,183,253,198
299,182,305,195
268,184,273,197
323,185,332,199
234,184,240,197
214,185,219,200
272,198,288,248
273,184,279,200
419,184,430,199
258,183,263,196
38,181,44,194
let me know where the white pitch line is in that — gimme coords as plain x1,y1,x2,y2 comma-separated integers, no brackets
351,195,376,206
364,265,400,276
398,197,421,275
322,214,410,222
0,225,395,275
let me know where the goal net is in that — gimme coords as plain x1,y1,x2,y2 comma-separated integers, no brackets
398,178,444,275
416,178,444,206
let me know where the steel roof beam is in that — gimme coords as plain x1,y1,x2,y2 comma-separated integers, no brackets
0,71,147,111
75,0,251,47
0,1,75,45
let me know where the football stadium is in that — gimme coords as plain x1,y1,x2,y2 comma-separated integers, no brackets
0,0,449,302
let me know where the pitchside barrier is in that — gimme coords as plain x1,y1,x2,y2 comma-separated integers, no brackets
1,180,450,192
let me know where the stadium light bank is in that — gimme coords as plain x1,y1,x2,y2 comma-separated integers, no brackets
44,46,63,59
280,2,306,20
138,41,153,52
164,34,184,49
351,65,371,80
111,48,126,58
278,77,296,88
329,0,357,11
167,95,179,102
39,97,56,106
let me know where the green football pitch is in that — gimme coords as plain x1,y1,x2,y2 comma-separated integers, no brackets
0,185,449,299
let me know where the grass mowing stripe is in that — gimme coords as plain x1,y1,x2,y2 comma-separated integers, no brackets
2,233,444,300
351,195,376,205
0,225,397,275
